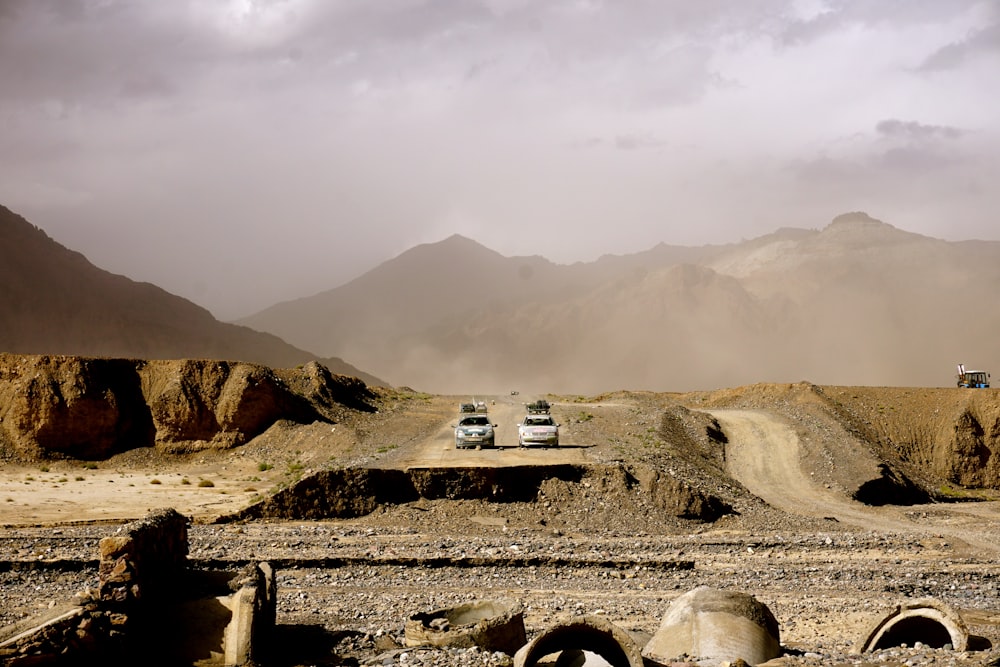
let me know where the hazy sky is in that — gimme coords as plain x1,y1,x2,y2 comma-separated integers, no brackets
2,1,998,319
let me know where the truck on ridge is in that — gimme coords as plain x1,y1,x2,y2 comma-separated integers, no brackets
957,364,990,388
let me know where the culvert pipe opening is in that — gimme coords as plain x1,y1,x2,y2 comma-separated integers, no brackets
513,617,644,667
871,616,954,650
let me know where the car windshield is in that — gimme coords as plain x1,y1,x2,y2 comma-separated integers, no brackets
460,416,489,426
526,417,553,426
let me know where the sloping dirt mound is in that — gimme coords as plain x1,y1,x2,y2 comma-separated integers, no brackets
678,383,927,505
0,354,376,462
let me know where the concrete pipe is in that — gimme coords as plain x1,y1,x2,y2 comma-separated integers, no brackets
404,599,526,656
857,598,969,653
513,615,645,667
641,586,781,666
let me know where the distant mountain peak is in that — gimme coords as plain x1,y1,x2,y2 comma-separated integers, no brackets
827,211,888,228
816,211,933,250
441,233,475,242
411,233,494,254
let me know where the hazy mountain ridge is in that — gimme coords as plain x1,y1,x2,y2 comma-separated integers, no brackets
240,212,1000,393
6,202,998,394
0,205,383,386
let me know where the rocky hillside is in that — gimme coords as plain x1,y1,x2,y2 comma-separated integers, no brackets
239,213,1000,394
0,353,377,462
0,205,383,386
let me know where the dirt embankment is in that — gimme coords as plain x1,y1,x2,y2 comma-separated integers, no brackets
681,382,1000,498
0,354,377,462
3,355,1000,530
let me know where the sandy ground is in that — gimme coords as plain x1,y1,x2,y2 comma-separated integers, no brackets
0,394,594,526
0,458,274,526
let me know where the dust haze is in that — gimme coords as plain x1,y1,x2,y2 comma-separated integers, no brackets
234,214,1000,394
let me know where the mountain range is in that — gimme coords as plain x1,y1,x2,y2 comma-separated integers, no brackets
0,205,381,386
4,202,999,394
238,212,1000,394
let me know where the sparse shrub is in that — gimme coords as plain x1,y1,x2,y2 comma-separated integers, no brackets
74,476,84,481
25,476,34,481
257,462,274,472
150,479,162,485
244,486,257,492
197,479,215,488
82,462,98,470
58,477,68,483
39,465,50,473
181,478,191,485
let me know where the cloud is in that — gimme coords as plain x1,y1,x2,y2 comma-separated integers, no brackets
918,20,1000,71
777,0,986,46
614,134,670,151
791,117,974,184
1,0,999,319
875,119,964,141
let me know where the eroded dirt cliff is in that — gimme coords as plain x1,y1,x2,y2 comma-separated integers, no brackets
0,354,376,461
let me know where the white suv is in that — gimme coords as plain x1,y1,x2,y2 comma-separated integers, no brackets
518,414,560,447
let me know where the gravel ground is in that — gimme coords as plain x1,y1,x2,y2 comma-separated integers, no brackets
2,517,1000,666
3,388,1000,665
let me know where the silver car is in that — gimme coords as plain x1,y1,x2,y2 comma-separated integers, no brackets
518,414,560,447
454,414,497,449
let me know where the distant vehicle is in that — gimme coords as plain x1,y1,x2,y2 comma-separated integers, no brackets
518,413,560,448
526,399,550,414
459,402,476,413
453,414,497,449
957,364,990,388
474,401,488,413
510,390,519,396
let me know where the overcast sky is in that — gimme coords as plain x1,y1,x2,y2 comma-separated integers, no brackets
2,0,998,319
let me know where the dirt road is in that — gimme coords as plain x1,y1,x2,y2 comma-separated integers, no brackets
712,408,1000,555
385,395,591,469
